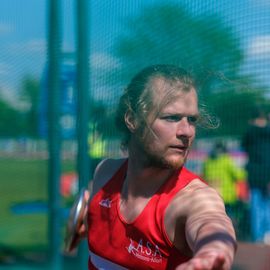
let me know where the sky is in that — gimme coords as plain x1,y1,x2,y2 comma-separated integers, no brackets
0,0,270,108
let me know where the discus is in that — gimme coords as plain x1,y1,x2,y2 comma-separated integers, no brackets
64,187,87,252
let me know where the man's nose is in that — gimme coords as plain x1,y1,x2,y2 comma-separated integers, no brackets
176,118,195,138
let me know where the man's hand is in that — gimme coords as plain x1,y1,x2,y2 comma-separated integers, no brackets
64,189,90,253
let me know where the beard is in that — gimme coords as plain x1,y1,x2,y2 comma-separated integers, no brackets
144,148,187,170
131,133,188,170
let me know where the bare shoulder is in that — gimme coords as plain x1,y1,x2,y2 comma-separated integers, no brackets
165,179,231,253
166,179,226,227
91,158,127,198
173,179,226,215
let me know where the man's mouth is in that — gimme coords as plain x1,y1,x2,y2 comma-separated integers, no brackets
170,145,188,152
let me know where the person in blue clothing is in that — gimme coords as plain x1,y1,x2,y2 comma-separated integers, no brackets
242,107,270,243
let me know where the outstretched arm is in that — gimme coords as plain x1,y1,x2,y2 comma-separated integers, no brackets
175,181,236,270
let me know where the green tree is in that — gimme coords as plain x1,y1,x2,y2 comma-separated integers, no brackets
115,5,242,90
199,78,268,137
0,97,23,137
112,3,269,138
20,76,40,137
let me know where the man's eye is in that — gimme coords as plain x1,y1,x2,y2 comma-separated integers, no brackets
187,116,199,124
162,115,181,122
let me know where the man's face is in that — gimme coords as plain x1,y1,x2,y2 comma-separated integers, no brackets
135,79,199,169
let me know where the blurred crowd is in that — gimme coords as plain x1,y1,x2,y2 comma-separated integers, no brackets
202,107,270,244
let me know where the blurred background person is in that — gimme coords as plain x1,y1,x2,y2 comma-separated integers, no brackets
242,108,270,244
202,141,248,241
88,127,108,177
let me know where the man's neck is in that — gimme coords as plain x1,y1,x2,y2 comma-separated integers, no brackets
123,156,176,199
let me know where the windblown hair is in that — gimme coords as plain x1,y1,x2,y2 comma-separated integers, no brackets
116,65,195,149
115,64,216,149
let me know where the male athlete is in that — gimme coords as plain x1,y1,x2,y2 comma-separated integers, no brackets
71,65,236,270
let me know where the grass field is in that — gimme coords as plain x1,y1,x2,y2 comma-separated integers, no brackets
0,157,76,264
2,157,269,269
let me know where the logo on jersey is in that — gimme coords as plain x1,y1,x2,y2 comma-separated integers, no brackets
126,238,162,264
99,198,112,208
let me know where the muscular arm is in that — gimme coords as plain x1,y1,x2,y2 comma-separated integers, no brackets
167,180,236,270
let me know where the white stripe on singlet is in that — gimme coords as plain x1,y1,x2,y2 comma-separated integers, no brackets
89,250,129,270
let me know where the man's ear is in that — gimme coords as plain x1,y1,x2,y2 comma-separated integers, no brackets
125,110,137,132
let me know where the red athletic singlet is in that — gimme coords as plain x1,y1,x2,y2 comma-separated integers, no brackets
87,160,203,270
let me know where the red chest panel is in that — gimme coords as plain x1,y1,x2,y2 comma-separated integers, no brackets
87,161,200,269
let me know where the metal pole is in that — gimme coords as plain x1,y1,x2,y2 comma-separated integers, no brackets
76,0,90,268
47,0,62,269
